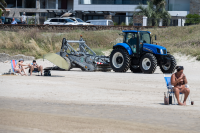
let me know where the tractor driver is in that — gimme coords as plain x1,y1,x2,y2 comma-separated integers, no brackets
127,34,137,53
128,34,137,46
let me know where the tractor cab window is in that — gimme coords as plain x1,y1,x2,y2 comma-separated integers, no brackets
139,32,151,44
126,33,138,53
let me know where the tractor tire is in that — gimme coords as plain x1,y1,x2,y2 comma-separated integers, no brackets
63,57,71,71
160,54,176,73
139,53,157,74
130,65,142,73
110,48,130,72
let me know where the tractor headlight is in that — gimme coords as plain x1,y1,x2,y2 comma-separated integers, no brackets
160,49,164,54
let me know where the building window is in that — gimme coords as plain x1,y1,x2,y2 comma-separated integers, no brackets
40,0,46,9
5,0,34,8
40,0,56,9
48,0,56,9
24,0,36,8
17,0,22,8
58,0,62,9
58,0,67,9
5,0,16,8
167,0,190,11
79,0,149,4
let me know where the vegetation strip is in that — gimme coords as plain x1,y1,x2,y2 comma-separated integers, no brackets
0,25,200,60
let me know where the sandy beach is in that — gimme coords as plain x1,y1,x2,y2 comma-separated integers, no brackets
0,54,200,133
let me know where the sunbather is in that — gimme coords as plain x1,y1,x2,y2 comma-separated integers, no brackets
29,60,43,76
14,59,29,76
171,66,190,105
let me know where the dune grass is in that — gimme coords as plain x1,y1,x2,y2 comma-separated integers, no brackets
0,25,200,60
0,30,121,58
148,25,200,60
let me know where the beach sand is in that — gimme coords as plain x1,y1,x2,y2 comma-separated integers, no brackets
0,54,200,133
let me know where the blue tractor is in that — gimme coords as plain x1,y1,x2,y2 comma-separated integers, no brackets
110,30,176,74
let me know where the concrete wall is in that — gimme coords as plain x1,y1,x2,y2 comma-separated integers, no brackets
6,8,55,17
168,11,190,17
132,15,143,26
190,0,200,14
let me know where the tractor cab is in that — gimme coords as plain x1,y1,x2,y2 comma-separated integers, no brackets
123,30,151,56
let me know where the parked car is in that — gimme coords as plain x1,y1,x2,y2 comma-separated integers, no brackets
86,19,114,26
67,17,93,25
44,18,77,25
4,17,23,24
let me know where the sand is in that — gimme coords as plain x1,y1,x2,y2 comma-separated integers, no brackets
0,54,200,133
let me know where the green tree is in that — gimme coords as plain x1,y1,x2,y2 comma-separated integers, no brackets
0,0,7,11
135,0,171,26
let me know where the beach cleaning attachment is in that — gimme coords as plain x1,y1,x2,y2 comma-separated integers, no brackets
58,35,111,71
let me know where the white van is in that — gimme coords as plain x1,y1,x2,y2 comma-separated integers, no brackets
86,19,114,26
65,17,93,25
44,18,76,25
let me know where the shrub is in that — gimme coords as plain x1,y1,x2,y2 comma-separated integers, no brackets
197,55,200,61
186,14,200,24
120,22,126,26
27,15,37,24
113,22,118,26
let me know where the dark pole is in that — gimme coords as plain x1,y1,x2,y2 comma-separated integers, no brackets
168,0,169,11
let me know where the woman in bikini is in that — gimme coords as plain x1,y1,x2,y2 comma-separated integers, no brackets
171,66,190,105
14,59,29,76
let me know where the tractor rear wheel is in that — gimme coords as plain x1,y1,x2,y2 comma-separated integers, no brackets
130,65,142,73
140,53,157,74
160,54,176,73
63,57,71,71
110,48,130,72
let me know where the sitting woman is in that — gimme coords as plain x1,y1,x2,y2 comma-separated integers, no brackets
171,66,190,105
14,59,29,76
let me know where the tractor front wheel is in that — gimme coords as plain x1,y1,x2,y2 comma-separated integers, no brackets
140,53,157,74
110,48,130,72
160,54,176,73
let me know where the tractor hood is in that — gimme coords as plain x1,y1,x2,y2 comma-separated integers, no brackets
143,43,167,55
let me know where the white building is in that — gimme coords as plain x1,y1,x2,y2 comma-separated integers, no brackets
4,0,196,26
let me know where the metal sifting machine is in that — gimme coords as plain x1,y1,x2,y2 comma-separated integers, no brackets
57,36,111,72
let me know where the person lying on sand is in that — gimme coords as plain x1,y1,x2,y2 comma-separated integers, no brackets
29,60,43,76
14,59,29,76
171,66,190,105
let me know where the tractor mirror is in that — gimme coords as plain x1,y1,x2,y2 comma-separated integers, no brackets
155,35,157,40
